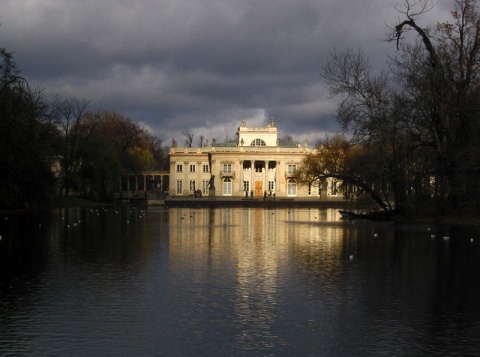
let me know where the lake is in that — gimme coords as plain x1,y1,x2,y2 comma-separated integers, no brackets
1,206,480,356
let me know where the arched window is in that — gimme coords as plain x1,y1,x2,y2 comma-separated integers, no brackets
250,138,266,146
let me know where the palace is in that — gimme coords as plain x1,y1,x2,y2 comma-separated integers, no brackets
168,119,341,199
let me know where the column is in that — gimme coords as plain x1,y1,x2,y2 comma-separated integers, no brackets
240,160,244,195
251,160,254,196
265,160,269,195
276,161,280,193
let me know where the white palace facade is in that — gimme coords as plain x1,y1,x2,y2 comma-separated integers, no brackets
168,119,340,199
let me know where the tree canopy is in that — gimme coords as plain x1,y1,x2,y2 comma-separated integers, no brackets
298,0,480,217
0,49,169,209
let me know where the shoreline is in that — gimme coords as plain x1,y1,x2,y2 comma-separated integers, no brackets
3,196,480,226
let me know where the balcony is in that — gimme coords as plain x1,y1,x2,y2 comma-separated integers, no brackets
285,170,297,178
220,169,235,178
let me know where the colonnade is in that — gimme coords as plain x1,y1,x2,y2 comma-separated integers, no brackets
240,160,279,197
121,171,169,193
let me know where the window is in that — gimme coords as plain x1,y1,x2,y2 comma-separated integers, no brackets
223,178,232,195
243,180,250,192
268,162,276,172
287,179,297,196
202,180,210,194
176,164,183,173
189,180,196,194
250,138,266,146
268,181,274,192
176,180,183,195
202,164,209,173
255,163,263,173
287,164,297,175
189,164,196,173
308,183,312,196
223,164,232,173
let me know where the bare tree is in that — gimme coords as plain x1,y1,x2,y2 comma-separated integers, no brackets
56,97,89,195
151,137,169,170
321,48,424,212
278,135,295,144
181,130,194,147
198,135,207,147
388,0,480,209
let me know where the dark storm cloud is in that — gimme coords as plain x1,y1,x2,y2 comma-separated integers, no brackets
1,0,451,144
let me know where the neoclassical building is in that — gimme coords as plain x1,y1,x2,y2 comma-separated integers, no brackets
169,119,339,198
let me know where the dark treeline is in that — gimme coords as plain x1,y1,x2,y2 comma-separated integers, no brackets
0,49,168,210
297,0,480,218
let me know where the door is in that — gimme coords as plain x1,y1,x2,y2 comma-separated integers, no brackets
223,178,232,196
255,181,263,197
287,179,297,196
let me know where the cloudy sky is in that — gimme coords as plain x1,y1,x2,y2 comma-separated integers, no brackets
1,0,450,146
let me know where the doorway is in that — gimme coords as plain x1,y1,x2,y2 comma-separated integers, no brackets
255,181,263,196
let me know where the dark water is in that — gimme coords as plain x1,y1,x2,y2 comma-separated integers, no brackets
1,206,480,356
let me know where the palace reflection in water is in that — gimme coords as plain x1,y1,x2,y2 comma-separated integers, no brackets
167,207,350,352
2,206,480,356
168,208,347,287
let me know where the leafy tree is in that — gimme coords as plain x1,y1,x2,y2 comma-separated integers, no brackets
126,146,153,172
0,44,167,206
76,111,156,200
296,136,393,211
0,49,58,209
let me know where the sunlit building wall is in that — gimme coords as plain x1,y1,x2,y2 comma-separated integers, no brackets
169,120,342,199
